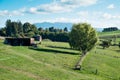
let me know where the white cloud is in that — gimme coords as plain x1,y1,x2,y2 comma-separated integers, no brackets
77,11,89,17
28,3,75,14
0,9,24,16
35,17,86,24
29,7,38,14
103,13,120,19
103,13,112,19
0,0,98,15
0,10,9,16
27,0,98,14
60,0,97,6
12,11,24,16
107,4,115,9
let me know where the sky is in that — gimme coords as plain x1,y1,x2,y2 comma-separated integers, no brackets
0,0,120,28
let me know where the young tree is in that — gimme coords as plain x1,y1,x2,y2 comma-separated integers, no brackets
69,23,98,70
6,19,12,36
64,27,68,32
100,40,112,49
17,21,24,37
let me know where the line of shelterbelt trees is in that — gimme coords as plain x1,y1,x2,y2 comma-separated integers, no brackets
0,19,69,42
102,27,119,32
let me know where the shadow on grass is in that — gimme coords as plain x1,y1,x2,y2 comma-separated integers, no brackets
46,46,72,50
29,47,79,55
114,50,120,53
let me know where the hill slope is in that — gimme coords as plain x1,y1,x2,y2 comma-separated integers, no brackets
98,30,120,37
0,40,120,80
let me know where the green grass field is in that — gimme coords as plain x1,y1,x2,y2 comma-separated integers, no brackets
0,39,120,80
98,30,120,44
98,30,120,37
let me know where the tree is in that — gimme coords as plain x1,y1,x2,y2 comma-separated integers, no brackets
64,27,68,32
23,22,38,37
38,27,43,32
69,23,98,70
49,27,54,32
100,40,112,49
0,27,6,36
31,24,38,35
11,22,18,37
17,21,24,37
6,19,12,36
23,22,31,33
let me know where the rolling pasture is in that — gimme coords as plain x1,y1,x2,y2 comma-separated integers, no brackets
0,31,120,80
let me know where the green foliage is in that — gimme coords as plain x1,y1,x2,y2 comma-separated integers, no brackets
1,19,69,41
25,31,35,38
5,20,24,37
102,27,118,32
40,32,69,42
0,19,39,38
100,40,112,49
64,27,68,32
39,26,69,42
6,19,12,36
69,23,98,52
0,27,6,36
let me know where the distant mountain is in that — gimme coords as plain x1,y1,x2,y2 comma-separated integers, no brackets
34,22,72,30
34,22,103,32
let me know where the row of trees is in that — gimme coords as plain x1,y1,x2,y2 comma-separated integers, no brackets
0,20,38,37
102,27,119,32
38,26,69,42
38,26,68,33
0,19,69,42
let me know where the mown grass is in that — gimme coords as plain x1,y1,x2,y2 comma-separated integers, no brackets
0,40,120,80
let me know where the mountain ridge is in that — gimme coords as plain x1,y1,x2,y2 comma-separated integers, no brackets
34,22,103,32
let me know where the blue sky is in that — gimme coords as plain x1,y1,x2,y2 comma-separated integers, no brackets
0,0,120,28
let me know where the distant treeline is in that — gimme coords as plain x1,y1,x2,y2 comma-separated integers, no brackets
0,19,69,42
102,27,119,32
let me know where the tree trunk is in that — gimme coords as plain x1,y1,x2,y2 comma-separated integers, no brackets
74,51,88,70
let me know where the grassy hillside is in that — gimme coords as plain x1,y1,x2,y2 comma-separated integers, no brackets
98,30,120,44
0,40,120,80
98,30,120,37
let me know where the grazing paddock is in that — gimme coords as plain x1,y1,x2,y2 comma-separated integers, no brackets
0,40,120,80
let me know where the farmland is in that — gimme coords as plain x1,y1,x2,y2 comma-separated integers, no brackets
0,32,120,80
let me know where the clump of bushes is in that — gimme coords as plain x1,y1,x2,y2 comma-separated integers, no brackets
100,39,112,49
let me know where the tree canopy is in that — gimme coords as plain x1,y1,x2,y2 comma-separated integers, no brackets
69,23,98,70
69,23,98,52
0,19,69,42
